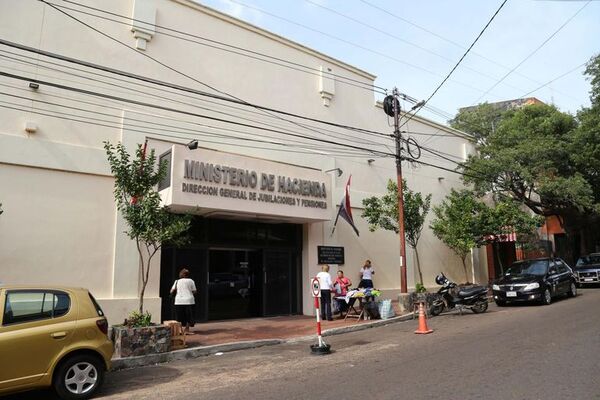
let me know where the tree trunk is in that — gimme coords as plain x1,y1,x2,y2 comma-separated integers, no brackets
494,241,504,277
136,239,146,314
414,247,424,285
461,256,470,284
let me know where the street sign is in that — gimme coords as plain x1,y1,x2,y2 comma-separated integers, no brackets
317,246,345,265
311,277,321,297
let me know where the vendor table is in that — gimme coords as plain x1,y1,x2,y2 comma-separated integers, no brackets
335,290,380,322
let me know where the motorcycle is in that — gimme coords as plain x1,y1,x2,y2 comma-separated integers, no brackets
429,273,489,316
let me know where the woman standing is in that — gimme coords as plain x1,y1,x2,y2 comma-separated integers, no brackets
359,259,375,288
170,268,197,335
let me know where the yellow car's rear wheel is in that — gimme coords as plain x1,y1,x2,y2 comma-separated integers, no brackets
54,354,105,400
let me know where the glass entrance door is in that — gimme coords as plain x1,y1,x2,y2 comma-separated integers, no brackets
208,250,260,320
263,249,293,316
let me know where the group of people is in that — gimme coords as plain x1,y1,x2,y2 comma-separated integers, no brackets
316,259,375,321
168,259,376,332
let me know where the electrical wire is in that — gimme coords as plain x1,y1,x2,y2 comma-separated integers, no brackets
47,0,387,95
519,61,588,99
359,0,583,103
39,0,397,151
0,48,393,148
0,38,396,140
223,0,503,98
0,70,397,158
399,0,508,132
0,101,372,157
304,0,532,94
0,85,377,156
472,0,591,105
0,56,393,151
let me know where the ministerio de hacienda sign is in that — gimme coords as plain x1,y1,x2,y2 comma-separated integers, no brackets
160,145,332,222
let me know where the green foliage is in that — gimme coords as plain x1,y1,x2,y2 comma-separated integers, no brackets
362,179,431,245
430,189,542,283
362,179,431,284
104,141,191,314
584,53,600,106
449,102,507,144
126,310,153,328
460,104,592,220
430,190,480,274
415,283,427,293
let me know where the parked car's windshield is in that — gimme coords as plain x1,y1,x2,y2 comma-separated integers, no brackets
506,260,548,276
576,255,600,267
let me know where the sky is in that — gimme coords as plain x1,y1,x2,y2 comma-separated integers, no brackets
197,0,600,124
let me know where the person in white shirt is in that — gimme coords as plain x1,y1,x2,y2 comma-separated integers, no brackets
359,259,375,288
170,268,197,334
316,264,333,321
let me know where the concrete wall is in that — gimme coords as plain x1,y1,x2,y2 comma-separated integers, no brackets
0,0,481,323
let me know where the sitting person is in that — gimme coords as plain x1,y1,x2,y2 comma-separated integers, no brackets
333,270,352,315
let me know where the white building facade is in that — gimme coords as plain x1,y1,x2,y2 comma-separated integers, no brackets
0,0,488,324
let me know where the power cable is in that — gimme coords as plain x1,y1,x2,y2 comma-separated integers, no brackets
519,61,588,99
0,100,375,157
0,48,392,148
304,0,531,94
472,0,591,105
0,70,396,158
399,0,508,132
0,56,391,150
0,38,395,139
223,0,502,98
359,0,582,103
47,0,387,95
0,85,378,155
39,0,394,150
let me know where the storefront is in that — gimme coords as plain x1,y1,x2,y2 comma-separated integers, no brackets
160,218,302,321
157,144,330,321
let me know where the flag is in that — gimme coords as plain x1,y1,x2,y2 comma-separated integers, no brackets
331,175,360,236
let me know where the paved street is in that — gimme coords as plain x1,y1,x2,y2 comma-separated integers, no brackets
8,288,600,400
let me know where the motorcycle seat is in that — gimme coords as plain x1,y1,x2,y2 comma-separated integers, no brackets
458,286,487,298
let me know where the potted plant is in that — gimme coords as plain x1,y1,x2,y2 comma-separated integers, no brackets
112,311,172,358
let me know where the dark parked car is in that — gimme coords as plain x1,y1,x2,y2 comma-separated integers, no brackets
492,258,577,306
574,253,600,286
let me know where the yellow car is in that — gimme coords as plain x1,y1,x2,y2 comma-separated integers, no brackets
0,285,113,399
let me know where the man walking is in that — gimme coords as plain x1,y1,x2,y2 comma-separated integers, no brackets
317,264,333,321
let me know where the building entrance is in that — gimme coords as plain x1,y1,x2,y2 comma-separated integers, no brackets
160,217,301,322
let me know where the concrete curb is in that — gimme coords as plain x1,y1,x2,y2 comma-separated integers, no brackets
111,339,284,371
110,313,414,371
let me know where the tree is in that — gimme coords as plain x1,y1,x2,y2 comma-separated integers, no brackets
452,56,600,260
362,179,432,285
430,189,542,283
458,104,594,257
430,189,482,284
570,53,600,252
104,142,191,315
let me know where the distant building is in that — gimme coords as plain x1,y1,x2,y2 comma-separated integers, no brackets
459,97,545,114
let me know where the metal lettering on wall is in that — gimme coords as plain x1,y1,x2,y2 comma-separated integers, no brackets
182,159,328,210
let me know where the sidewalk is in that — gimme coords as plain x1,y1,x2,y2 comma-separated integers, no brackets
112,302,411,370
185,315,371,346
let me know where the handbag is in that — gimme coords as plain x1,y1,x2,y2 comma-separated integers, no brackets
170,280,179,301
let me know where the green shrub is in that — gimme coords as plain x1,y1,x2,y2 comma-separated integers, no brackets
415,283,427,293
126,310,152,328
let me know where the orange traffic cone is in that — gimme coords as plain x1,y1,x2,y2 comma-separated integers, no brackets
414,302,433,334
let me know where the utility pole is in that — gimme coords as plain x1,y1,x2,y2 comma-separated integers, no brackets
392,87,408,293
